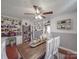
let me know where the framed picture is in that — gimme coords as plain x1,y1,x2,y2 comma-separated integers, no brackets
57,19,71,30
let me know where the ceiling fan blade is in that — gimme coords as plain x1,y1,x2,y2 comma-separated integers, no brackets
41,15,46,18
43,11,53,15
24,13,34,15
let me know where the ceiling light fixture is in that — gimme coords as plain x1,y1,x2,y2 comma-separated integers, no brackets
35,15,43,19
36,9,40,14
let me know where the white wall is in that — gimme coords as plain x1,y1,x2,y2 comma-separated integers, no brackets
50,12,77,51
51,32,77,51
51,12,77,33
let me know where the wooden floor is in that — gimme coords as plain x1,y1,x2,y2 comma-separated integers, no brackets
6,45,18,59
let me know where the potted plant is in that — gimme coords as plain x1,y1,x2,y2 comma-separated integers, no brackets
9,38,14,47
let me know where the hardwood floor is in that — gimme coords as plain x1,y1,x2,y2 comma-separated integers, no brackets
6,45,18,59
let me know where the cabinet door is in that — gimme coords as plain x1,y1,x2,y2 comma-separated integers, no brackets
16,36,22,45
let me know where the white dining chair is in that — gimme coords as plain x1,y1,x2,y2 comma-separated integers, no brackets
53,36,60,59
45,36,60,59
45,38,54,59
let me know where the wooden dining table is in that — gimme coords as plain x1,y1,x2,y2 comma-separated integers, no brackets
17,42,46,59
17,42,77,59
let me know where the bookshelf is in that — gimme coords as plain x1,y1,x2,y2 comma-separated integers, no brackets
1,16,22,37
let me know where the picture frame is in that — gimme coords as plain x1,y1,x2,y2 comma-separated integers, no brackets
57,19,71,30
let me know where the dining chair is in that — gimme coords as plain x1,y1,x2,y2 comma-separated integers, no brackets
53,36,60,59
45,36,60,59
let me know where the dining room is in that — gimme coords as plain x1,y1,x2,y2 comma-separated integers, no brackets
1,0,77,59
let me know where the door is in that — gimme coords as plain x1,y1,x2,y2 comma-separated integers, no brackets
22,25,31,43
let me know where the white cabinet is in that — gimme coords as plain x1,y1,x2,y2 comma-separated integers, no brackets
16,36,22,45
1,37,8,59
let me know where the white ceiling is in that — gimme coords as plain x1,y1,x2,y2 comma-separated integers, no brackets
1,0,77,19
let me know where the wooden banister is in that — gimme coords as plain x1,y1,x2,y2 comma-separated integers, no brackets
58,47,77,59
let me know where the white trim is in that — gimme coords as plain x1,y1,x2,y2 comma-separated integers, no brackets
51,31,77,34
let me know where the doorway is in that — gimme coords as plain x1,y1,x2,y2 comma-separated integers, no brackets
22,25,31,43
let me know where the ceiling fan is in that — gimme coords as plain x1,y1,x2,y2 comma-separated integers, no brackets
24,5,53,19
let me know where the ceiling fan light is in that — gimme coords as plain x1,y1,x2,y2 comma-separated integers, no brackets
38,15,42,19
35,15,42,19
36,9,40,14
35,16,38,19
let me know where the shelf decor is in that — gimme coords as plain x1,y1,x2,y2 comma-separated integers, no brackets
1,16,22,37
